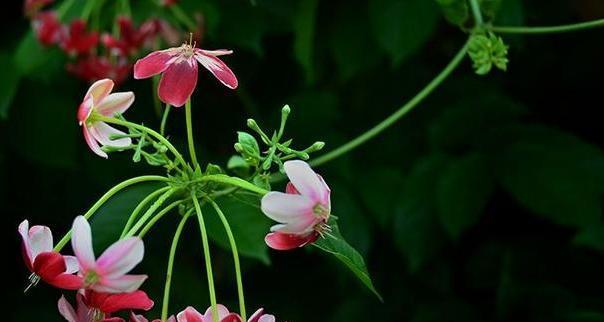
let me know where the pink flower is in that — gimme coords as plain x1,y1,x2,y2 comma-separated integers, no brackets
18,220,82,290
61,20,99,56
130,312,174,322
77,78,134,158
261,160,331,250
71,216,147,293
102,17,160,57
175,305,241,322
58,293,124,322
133,42,238,107
32,11,63,46
248,309,276,322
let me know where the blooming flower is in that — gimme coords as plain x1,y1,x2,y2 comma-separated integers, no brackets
18,220,82,290
133,41,238,107
78,78,134,158
102,17,160,57
247,308,276,322
58,290,152,322
32,11,63,46
58,293,123,322
175,305,241,322
61,20,99,56
71,216,147,293
261,160,331,250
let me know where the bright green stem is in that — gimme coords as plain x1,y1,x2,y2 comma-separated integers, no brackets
139,200,185,239
81,0,98,21
207,199,246,320
120,186,171,238
124,189,177,238
120,0,131,17
192,194,220,322
161,209,193,322
53,175,169,251
191,174,269,195
489,18,604,34
161,103,172,136
469,0,484,26
310,41,470,167
185,99,199,169
95,115,188,169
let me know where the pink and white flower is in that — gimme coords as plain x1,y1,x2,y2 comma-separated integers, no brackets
133,41,238,107
18,220,82,290
261,160,331,250
175,305,241,322
247,308,276,322
71,216,147,293
58,290,153,322
77,78,134,158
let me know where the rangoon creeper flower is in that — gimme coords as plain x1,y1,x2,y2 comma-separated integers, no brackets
174,305,244,322
247,308,277,322
58,290,153,322
133,40,238,107
18,220,81,290
130,313,175,322
78,78,134,158
261,160,331,250
72,216,147,293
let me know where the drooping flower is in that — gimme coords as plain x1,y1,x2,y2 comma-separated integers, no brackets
32,11,63,46
71,216,147,293
18,220,82,290
261,160,331,250
61,19,99,56
130,312,175,322
58,293,124,322
133,41,238,107
68,56,131,84
24,0,54,17
102,17,160,57
78,78,134,158
175,306,241,322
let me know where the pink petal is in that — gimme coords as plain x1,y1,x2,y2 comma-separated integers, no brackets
265,232,317,251
177,307,204,322
63,255,79,274
71,216,97,271
158,59,198,107
130,313,149,322
18,220,33,266
203,304,230,321
96,92,135,117
89,122,132,148
83,126,108,158
220,314,243,322
200,49,233,56
85,78,114,106
258,315,275,322
94,290,154,313
261,192,315,224
58,296,78,322
195,50,238,89
78,97,94,124
283,160,329,204
247,309,264,322
133,49,175,79
94,274,148,293
97,237,144,278
28,225,54,259
76,293,93,322
49,273,84,290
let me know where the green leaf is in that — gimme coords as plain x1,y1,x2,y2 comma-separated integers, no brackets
237,131,260,157
369,0,440,66
14,32,64,81
436,153,494,240
357,167,404,229
435,0,469,26
204,193,271,264
292,0,319,84
314,218,382,301
0,52,20,119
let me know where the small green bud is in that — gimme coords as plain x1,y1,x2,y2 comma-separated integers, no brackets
281,104,291,116
247,119,259,130
468,31,509,75
309,141,325,151
234,143,244,153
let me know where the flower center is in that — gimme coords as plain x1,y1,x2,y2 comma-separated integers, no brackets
91,308,105,322
313,204,329,219
84,270,100,287
180,33,197,58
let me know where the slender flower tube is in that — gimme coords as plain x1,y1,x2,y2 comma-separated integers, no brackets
133,41,238,107
18,220,82,290
71,216,147,293
261,160,331,250
77,78,134,158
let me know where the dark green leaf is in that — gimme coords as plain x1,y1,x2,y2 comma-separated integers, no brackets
0,52,20,119
292,0,319,84
357,167,404,229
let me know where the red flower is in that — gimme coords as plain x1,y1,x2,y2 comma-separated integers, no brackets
24,0,54,17
68,56,131,84
58,290,153,322
133,42,238,107
32,11,63,46
102,17,160,57
61,20,99,56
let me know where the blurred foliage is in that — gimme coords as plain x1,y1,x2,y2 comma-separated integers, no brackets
4,0,604,321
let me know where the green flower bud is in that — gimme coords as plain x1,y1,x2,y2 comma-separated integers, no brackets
468,32,509,75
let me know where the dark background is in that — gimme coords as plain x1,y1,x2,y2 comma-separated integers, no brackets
3,0,604,321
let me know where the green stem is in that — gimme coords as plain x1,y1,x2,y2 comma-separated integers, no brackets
310,40,470,167
121,0,131,17
53,175,169,251
191,174,269,195
489,18,604,34
469,0,484,26
124,189,177,238
138,200,185,239
120,186,171,238
207,199,246,320
95,115,188,170
56,0,76,19
81,0,98,21
192,193,220,322
161,209,193,322
161,103,172,137
185,99,199,169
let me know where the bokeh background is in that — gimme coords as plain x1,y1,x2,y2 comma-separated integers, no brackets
4,0,604,321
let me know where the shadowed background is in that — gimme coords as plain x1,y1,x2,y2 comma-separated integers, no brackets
3,0,604,321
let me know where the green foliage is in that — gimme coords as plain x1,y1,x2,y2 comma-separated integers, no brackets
435,0,469,26
0,52,19,119
293,0,319,83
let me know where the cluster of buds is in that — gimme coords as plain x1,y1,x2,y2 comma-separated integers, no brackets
468,31,509,75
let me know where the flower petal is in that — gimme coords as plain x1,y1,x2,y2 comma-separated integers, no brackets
72,216,97,271
203,304,230,321
195,50,238,89
94,274,148,293
90,290,154,313
177,307,204,322
58,296,78,322
78,96,94,124
96,92,135,117
131,313,149,322
260,192,315,224
83,126,108,158
48,273,84,290
258,315,275,322
283,160,328,204
97,237,144,278
247,309,265,322
18,220,33,268
89,122,132,148
28,225,54,259
63,255,79,274
265,232,317,251
133,49,175,79
221,313,243,322
199,49,233,56
85,78,114,106
158,59,198,107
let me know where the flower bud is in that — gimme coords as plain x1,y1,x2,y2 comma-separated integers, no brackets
468,32,509,75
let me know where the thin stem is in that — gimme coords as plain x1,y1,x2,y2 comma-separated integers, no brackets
81,0,97,21
489,18,604,34
120,186,171,238
53,175,169,251
161,209,193,322
207,199,246,320
139,200,185,239
191,174,269,195
185,99,199,169
192,193,220,322
124,189,177,238
120,0,131,17
310,40,470,167
469,0,484,26
161,103,172,137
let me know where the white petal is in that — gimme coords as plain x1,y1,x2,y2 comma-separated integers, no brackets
96,92,135,117
18,220,33,263
93,274,147,293
71,216,96,271
63,255,80,274
28,225,54,259
89,122,132,148
261,192,315,224
57,296,78,322
96,237,144,278
283,160,328,203
85,79,114,106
